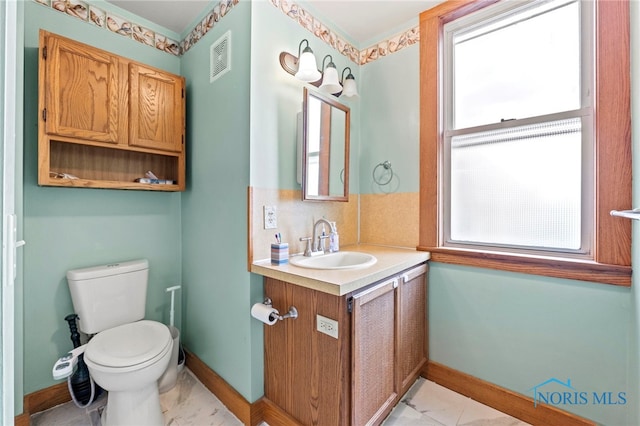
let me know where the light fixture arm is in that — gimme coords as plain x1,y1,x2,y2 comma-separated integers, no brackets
298,39,311,57
341,67,353,83
321,54,335,70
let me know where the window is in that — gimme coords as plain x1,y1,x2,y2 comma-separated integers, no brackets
445,0,589,256
418,0,631,286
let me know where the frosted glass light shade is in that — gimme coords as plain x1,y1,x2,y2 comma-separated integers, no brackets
319,65,342,94
341,75,359,98
295,49,321,82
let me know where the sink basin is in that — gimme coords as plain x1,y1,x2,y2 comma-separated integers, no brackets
289,251,377,270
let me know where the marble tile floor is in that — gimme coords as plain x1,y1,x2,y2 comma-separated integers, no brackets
384,378,531,426
30,368,245,426
31,369,530,426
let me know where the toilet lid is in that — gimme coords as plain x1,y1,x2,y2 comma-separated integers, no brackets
85,320,172,368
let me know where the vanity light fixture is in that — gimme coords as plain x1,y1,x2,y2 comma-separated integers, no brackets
319,54,342,94
340,67,359,98
279,39,322,83
279,42,359,99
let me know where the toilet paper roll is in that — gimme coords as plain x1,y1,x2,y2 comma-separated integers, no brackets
251,303,279,325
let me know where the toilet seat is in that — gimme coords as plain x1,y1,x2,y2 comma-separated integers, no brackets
85,320,172,373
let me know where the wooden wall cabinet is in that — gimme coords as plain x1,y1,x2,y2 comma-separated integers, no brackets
38,30,186,191
264,263,428,426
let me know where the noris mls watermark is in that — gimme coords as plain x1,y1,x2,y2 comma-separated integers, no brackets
530,378,626,408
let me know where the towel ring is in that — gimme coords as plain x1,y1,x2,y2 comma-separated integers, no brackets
373,161,393,186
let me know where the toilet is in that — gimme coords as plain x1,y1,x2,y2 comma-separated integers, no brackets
66,259,173,426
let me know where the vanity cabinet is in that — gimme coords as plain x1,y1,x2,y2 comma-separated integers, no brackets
263,263,428,426
351,277,398,426
38,30,186,191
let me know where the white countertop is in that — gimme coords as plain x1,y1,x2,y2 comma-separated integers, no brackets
251,244,430,296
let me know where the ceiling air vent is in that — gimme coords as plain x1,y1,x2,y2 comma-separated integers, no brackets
210,31,231,83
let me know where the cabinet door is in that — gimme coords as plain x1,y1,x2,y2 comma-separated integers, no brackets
352,278,398,426
43,34,120,143
397,263,428,395
129,64,185,152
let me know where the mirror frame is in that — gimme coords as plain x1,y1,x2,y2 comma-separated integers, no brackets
302,87,350,202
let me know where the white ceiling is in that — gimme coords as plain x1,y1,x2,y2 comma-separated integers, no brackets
105,0,441,45
106,0,211,34
299,1,439,45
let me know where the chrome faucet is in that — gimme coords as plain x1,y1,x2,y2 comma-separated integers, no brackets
312,218,332,253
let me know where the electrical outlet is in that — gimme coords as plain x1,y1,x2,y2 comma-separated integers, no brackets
263,205,277,229
317,314,339,339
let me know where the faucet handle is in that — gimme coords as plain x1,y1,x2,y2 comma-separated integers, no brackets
299,237,313,257
317,235,329,253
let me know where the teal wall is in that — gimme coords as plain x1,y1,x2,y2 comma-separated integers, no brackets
429,265,631,424
248,1,360,194
179,1,259,401
359,44,420,194
22,2,183,395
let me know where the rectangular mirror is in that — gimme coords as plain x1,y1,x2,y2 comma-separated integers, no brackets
302,87,350,201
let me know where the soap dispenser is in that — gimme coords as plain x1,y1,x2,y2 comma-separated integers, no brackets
329,222,340,252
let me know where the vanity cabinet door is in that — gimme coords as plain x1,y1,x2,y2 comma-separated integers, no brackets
43,34,121,144
397,263,428,395
352,277,398,426
129,63,185,153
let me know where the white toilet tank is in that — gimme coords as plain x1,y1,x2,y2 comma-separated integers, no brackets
67,259,149,335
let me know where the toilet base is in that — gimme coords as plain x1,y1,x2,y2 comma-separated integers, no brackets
101,384,164,426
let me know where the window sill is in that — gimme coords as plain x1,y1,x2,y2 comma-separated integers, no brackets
417,246,631,287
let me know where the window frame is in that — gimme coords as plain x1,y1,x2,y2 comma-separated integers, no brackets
418,0,631,286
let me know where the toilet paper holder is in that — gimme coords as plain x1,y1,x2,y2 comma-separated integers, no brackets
264,297,298,321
